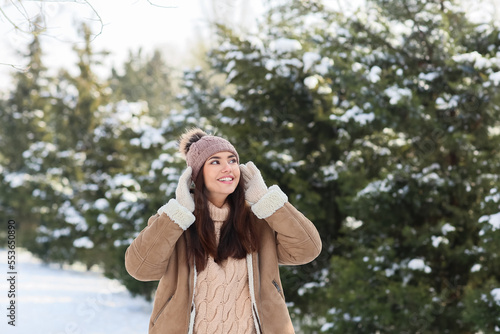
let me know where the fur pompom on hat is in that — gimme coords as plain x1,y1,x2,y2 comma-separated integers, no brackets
179,128,239,181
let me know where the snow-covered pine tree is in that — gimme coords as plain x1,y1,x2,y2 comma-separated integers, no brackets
325,0,500,332
179,0,500,332
17,24,110,265
0,23,215,299
22,25,184,298
0,30,55,248
109,49,177,118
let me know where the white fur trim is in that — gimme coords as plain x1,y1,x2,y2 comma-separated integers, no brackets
251,185,288,219
157,199,195,230
247,253,262,334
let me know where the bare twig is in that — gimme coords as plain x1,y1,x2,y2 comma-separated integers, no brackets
0,5,29,33
2,0,104,39
13,0,31,22
80,0,104,41
11,0,45,32
1,0,106,71
146,0,178,8
0,62,30,72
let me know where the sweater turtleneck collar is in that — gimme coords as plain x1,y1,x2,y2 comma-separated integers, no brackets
207,200,230,223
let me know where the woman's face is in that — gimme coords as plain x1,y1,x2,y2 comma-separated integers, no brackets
202,151,240,207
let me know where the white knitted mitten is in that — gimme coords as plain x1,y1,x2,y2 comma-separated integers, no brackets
239,162,268,205
157,167,195,230
175,166,195,212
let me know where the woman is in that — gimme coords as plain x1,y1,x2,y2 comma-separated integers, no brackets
125,128,322,334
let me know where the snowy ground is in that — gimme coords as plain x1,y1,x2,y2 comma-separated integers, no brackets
0,248,152,334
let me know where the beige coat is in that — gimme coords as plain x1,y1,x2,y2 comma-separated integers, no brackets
125,200,322,334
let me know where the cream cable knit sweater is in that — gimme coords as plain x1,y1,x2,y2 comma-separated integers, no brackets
193,202,257,334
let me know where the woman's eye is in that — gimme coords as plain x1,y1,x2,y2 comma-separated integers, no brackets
210,160,219,165
229,159,237,164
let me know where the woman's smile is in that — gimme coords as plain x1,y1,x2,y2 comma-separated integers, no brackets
217,176,235,184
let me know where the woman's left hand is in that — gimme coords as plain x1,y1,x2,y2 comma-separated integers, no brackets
239,161,268,204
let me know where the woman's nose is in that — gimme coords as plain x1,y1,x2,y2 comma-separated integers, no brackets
221,162,231,172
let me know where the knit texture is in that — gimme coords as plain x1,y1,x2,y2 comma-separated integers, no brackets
193,202,256,334
185,134,239,181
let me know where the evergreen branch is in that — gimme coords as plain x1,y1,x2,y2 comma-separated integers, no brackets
354,19,413,62
402,1,434,62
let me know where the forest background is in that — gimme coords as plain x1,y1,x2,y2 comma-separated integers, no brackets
1,0,500,332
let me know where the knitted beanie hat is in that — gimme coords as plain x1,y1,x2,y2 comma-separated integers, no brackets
179,128,239,181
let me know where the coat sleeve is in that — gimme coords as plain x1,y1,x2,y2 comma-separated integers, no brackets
251,185,322,265
124,212,186,281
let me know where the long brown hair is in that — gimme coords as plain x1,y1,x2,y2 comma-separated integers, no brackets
187,171,259,271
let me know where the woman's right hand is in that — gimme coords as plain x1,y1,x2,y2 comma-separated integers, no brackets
156,166,196,230
176,167,195,212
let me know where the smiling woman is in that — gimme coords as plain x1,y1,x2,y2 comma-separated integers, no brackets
124,128,322,334
203,152,241,207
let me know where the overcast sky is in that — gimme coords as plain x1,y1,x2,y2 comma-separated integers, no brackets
0,0,498,91
0,0,262,89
